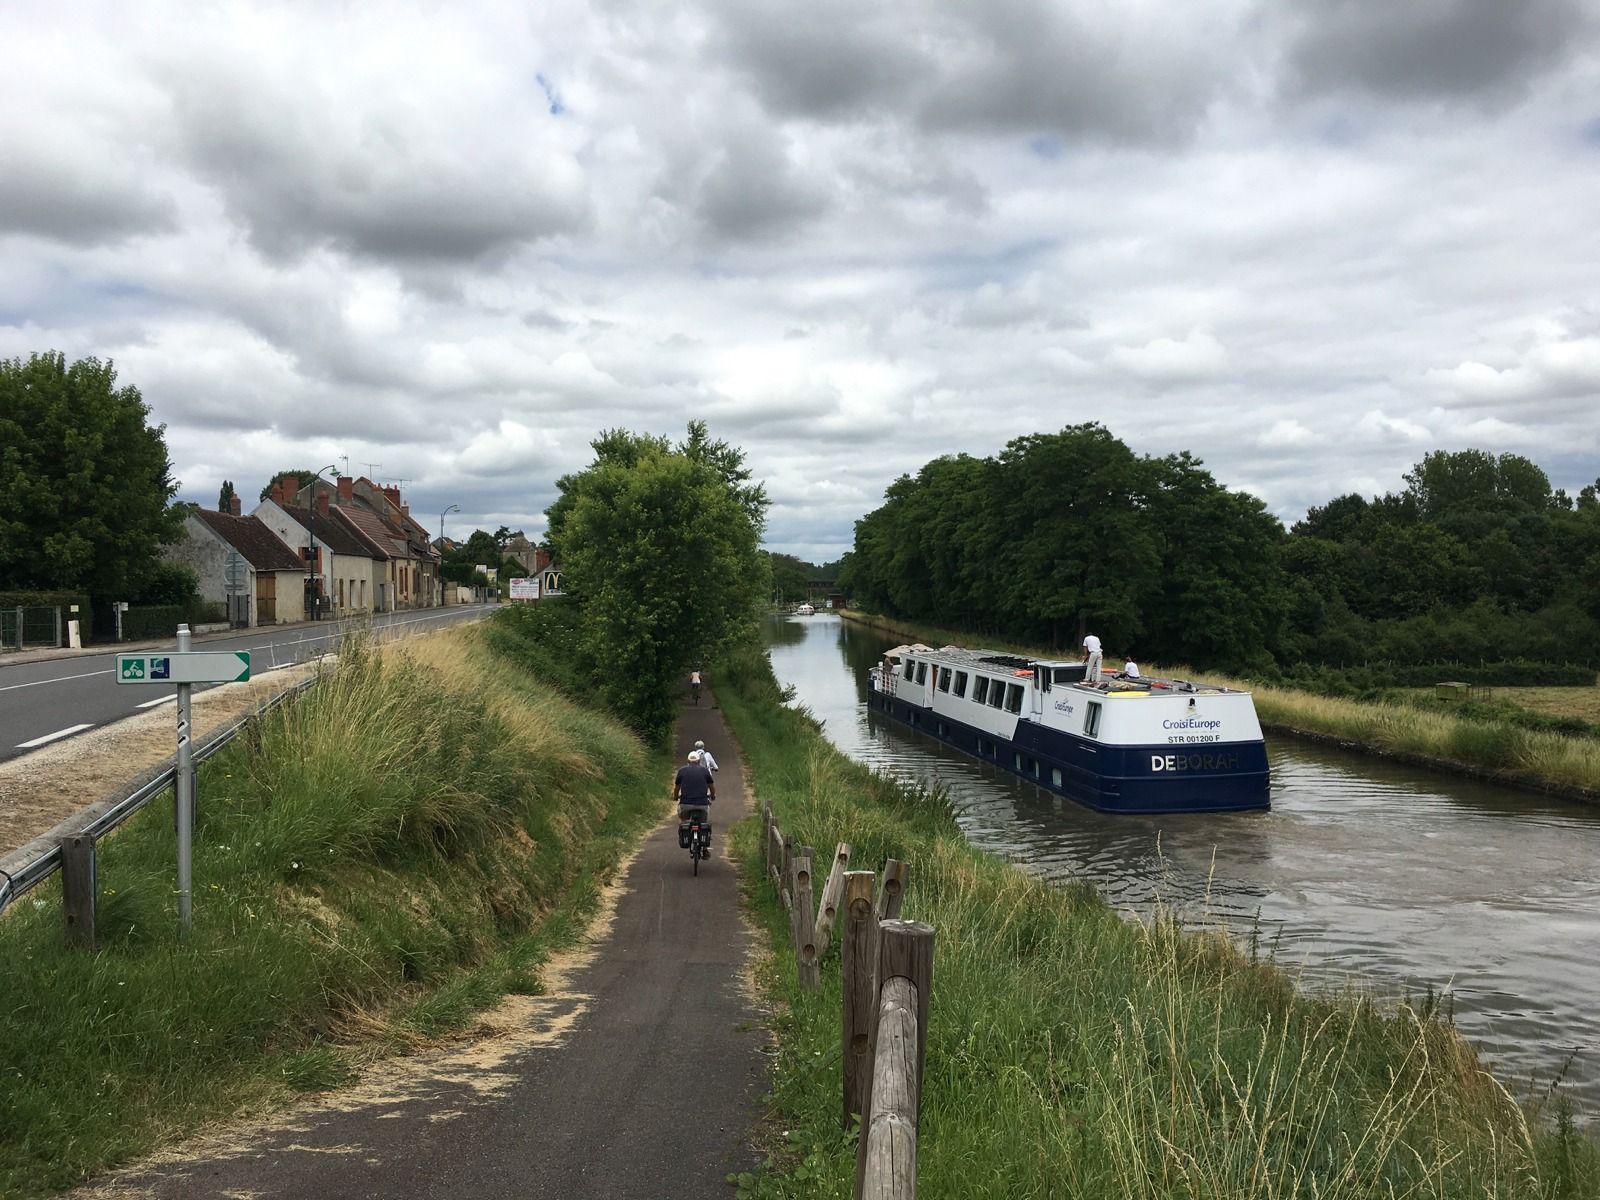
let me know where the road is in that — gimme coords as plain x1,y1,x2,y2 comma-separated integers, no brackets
0,605,498,764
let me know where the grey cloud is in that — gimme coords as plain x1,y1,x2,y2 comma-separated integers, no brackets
160,68,590,264
696,127,829,240
0,153,175,246
1286,0,1592,104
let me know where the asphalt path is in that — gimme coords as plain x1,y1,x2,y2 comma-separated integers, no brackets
0,605,498,763
77,690,767,1199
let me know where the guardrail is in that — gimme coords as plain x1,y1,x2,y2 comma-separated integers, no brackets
0,675,319,929
760,803,934,1200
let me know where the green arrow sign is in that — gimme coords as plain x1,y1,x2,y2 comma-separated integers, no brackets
115,651,251,685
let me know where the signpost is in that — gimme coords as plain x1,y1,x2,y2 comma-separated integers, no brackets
116,628,250,934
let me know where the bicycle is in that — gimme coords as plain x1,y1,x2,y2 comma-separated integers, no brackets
680,807,710,875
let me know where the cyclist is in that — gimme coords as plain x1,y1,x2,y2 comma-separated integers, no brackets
674,749,716,856
689,668,702,705
694,739,719,773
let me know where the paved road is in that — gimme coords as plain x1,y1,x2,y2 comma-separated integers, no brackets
0,605,498,763
77,691,767,1199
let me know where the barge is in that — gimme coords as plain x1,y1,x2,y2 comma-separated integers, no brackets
867,644,1270,814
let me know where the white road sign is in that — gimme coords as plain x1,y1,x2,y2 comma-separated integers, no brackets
116,651,251,685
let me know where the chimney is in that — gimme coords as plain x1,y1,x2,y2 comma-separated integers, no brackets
271,482,284,505
229,495,242,516
383,485,401,509
317,490,330,517
282,476,299,504
338,476,354,503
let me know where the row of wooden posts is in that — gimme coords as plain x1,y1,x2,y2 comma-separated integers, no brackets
760,802,935,1200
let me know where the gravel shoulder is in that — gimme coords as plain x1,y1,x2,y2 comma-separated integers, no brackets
0,664,320,858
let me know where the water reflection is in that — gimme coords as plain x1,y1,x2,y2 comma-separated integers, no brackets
769,614,1600,1116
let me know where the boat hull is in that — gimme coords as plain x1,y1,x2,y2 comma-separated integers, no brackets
868,687,1270,815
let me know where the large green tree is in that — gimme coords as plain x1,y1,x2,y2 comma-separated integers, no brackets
548,423,769,739
0,351,183,595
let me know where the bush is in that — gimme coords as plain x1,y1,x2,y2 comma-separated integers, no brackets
121,601,227,641
130,562,200,606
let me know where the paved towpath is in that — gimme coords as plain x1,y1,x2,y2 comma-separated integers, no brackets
78,686,766,1199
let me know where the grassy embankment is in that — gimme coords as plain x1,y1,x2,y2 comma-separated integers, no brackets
716,642,1600,1198
840,610,1600,800
0,621,664,1199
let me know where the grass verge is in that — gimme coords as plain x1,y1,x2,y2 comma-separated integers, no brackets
0,622,665,1198
717,640,1600,1198
840,610,1600,800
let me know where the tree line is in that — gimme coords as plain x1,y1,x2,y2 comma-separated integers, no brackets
838,424,1600,677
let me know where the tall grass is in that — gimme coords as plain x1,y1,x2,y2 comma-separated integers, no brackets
0,625,663,1198
717,642,1600,1198
841,610,1600,798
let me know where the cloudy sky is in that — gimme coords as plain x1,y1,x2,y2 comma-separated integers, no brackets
3,1,1597,560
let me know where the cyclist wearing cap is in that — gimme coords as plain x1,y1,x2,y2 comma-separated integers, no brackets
694,739,720,774
673,749,716,855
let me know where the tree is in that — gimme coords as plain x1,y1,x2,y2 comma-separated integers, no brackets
217,479,236,512
549,425,769,740
0,351,184,595
259,469,327,502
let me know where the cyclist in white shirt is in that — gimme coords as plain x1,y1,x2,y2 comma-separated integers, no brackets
694,739,719,773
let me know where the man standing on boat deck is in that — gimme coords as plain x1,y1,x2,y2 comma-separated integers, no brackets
1082,633,1103,683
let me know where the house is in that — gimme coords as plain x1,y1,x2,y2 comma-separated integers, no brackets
278,475,443,611
164,498,307,627
255,485,379,616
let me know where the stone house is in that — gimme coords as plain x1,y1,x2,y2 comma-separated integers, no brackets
164,499,307,627
254,487,379,616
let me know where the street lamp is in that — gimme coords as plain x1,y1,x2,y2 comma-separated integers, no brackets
306,463,338,620
440,505,460,605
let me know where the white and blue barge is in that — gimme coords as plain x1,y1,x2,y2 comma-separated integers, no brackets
868,645,1270,814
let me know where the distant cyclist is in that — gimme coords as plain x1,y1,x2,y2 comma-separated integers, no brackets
674,749,716,855
694,739,719,773
689,668,702,705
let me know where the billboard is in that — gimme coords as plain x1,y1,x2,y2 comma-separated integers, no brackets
509,577,538,600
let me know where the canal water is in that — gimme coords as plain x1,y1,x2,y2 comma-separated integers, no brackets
766,613,1600,1117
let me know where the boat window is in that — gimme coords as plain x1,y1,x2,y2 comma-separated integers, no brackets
1014,753,1023,771
1051,767,1063,787
988,681,1005,709
953,671,968,698
915,662,927,685
1083,701,1102,738
972,676,989,704
1006,683,1024,713
1052,667,1077,684
937,667,951,692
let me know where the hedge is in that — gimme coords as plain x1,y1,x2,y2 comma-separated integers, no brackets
120,602,229,642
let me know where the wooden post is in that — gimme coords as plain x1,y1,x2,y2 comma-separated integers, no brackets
794,854,818,989
840,870,878,1130
60,835,97,950
814,842,851,956
781,834,794,901
876,858,908,921
855,920,935,1200
768,824,784,892
761,802,774,871
792,844,813,945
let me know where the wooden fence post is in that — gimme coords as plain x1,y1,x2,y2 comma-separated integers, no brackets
780,833,795,911
794,854,818,989
792,844,813,943
769,824,784,893
855,920,935,1200
60,835,97,950
761,802,774,871
840,870,879,1130
876,858,908,921
814,842,851,956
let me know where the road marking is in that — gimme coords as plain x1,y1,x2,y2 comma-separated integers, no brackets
17,723,95,749
0,668,114,693
137,694,177,708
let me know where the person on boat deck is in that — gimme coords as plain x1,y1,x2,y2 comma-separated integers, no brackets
1121,658,1140,679
1082,633,1103,682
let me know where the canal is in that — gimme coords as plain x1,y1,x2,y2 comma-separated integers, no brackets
766,613,1600,1117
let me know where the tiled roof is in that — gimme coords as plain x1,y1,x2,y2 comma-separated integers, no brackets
330,507,393,560
278,505,373,558
192,510,305,572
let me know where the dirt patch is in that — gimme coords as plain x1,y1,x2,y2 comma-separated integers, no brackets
0,664,321,858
